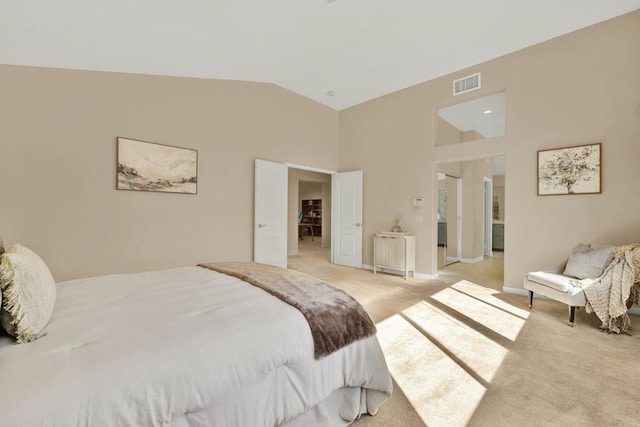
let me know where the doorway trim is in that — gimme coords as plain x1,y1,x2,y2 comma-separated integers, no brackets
453,176,462,262
285,163,336,175
483,177,493,257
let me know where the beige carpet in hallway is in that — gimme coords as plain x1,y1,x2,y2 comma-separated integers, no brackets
288,240,640,427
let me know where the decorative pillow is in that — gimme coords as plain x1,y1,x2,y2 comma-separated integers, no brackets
563,243,614,279
0,233,3,321
0,244,56,343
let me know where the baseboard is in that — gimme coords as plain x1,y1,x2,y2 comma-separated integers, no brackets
413,271,436,280
444,255,488,264
362,264,435,280
503,286,640,315
460,256,484,264
502,286,530,297
289,246,330,254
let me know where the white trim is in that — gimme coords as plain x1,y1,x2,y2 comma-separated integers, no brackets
483,177,493,257
502,286,532,297
362,264,436,280
460,256,484,264
456,178,462,261
446,256,459,262
413,271,436,280
285,163,336,175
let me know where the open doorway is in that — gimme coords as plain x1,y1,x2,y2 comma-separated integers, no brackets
436,156,505,289
287,168,331,261
254,160,362,269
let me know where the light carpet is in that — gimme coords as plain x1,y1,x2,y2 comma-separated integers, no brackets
287,240,640,427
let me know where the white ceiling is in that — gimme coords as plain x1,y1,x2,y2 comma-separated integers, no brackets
2,1,639,110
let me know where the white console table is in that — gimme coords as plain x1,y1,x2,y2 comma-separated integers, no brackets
373,233,416,279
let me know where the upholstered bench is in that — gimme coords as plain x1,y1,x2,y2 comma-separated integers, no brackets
524,243,614,327
524,265,585,327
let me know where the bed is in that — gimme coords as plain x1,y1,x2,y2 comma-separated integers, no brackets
0,263,392,426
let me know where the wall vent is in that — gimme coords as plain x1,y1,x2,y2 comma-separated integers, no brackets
453,73,481,95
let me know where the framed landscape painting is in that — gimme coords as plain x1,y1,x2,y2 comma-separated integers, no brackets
117,137,198,194
537,143,601,196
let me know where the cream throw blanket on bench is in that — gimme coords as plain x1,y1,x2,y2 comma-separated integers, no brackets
199,262,377,359
571,245,640,334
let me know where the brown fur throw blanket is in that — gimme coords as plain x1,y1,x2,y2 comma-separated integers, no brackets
198,262,376,359
571,245,640,334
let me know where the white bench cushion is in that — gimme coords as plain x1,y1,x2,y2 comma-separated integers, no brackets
526,271,575,293
524,271,586,307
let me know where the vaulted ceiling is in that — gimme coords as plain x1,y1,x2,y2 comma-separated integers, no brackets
2,1,639,110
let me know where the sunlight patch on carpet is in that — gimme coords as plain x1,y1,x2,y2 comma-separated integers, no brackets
451,280,530,319
376,314,486,427
402,301,508,383
431,286,525,341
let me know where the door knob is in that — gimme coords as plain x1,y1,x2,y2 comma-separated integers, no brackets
257,223,267,228
354,222,362,227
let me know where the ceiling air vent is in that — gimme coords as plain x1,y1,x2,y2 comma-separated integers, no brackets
453,73,481,96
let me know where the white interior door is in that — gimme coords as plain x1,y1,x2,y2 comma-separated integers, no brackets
254,159,287,268
332,170,363,268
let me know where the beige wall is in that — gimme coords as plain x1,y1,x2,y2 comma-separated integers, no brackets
299,182,322,201
0,65,339,281
461,130,485,143
438,162,462,178
2,11,639,289
461,158,494,261
339,10,640,288
493,174,506,221
287,172,300,255
436,117,462,146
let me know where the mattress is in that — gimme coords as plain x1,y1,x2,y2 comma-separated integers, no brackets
0,266,392,426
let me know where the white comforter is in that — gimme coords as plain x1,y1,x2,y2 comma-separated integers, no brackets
0,266,392,426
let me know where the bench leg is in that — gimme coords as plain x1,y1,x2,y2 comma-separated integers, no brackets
528,291,533,309
569,306,576,327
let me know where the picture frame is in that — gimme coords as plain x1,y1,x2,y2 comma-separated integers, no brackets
116,137,198,194
537,142,601,196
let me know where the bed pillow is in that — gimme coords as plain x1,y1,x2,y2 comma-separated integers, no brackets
0,244,56,343
563,243,614,279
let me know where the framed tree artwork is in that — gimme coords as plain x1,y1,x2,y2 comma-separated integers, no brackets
117,137,198,194
537,143,601,196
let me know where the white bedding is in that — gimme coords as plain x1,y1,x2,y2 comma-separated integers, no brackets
0,266,392,426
